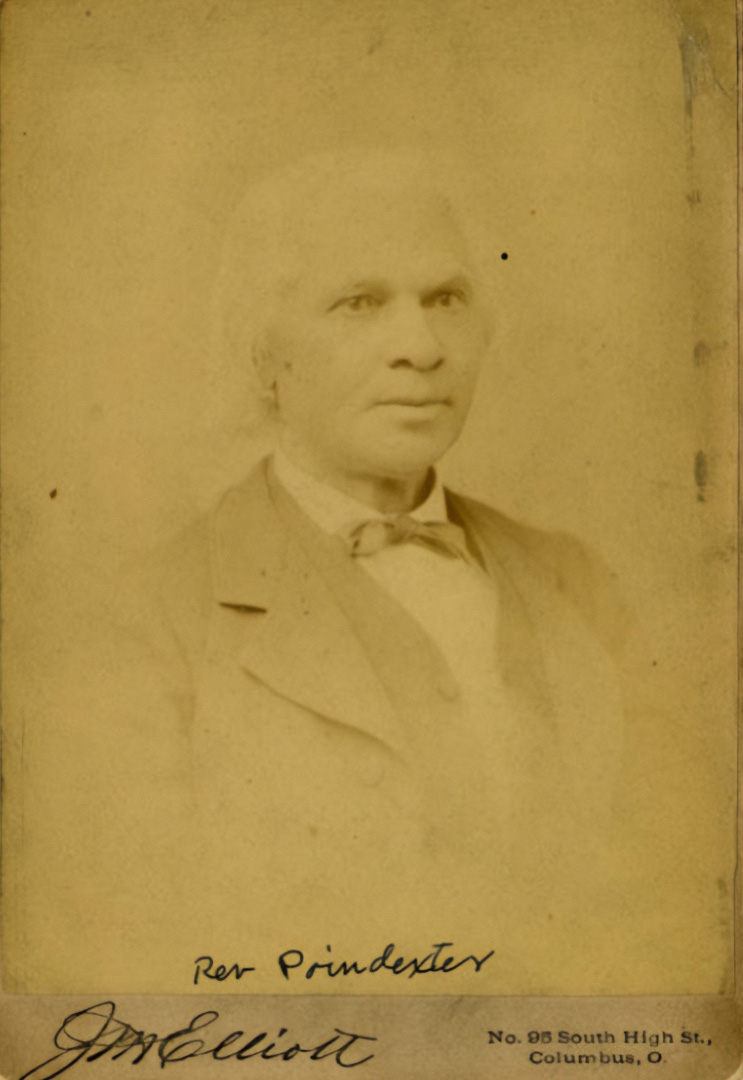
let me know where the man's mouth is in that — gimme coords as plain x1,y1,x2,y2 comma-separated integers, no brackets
377,397,450,407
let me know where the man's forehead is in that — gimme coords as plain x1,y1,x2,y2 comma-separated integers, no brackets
286,184,470,281
294,256,472,296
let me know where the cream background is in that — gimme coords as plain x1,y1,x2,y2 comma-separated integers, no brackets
1,0,738,1002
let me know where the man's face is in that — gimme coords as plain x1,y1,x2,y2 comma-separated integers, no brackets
263,186,490,485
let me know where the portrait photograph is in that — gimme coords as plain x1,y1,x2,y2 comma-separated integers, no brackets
0,0,740,1076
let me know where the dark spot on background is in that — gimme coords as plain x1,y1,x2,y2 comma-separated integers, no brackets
694,340,711,366
500,252,508,260
679,34,697,118
367,29,386,55
694,450,707,502
49,489,57,499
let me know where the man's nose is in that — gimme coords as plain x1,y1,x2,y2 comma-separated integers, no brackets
386,303,444,371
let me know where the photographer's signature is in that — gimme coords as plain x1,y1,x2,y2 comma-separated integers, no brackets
19,1002,376,1079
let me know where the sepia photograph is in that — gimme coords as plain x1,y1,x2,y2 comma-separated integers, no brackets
0,0,739,1074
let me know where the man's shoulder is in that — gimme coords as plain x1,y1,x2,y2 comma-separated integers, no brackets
146,475,614,609
134,462,273,600
447,489,632,658
123,472,632,662
117,462,279,647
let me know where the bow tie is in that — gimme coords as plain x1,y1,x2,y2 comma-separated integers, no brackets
344,514,474,563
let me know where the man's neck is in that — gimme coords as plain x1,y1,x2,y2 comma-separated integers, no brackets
277,443,434,515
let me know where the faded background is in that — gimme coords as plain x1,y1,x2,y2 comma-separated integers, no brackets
1,0,739,997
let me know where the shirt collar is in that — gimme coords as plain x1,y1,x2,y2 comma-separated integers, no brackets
272,449,449,537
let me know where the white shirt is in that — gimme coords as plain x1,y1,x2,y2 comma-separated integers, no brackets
273,450,507,724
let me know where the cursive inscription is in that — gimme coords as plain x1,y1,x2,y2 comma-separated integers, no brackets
191,942,494,985
19,1002,377,1080
277,941,495,980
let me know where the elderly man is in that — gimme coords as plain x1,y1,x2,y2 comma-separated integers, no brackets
37,151,636,994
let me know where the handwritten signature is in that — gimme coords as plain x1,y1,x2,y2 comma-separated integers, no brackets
19,1002,377,1080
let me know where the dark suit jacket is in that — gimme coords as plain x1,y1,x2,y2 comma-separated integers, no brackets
133,453,629,731
122,454,629,806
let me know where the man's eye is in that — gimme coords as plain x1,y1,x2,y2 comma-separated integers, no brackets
332,294,380,313
431,290,466,309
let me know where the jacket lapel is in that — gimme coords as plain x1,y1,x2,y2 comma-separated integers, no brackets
208,458,402,752
446,490,556,727
448,490,624,827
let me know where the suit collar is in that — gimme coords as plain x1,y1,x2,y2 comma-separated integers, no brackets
209,457,287,610
210,455,460,609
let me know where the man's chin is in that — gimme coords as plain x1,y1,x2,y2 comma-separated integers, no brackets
351,438,454,482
